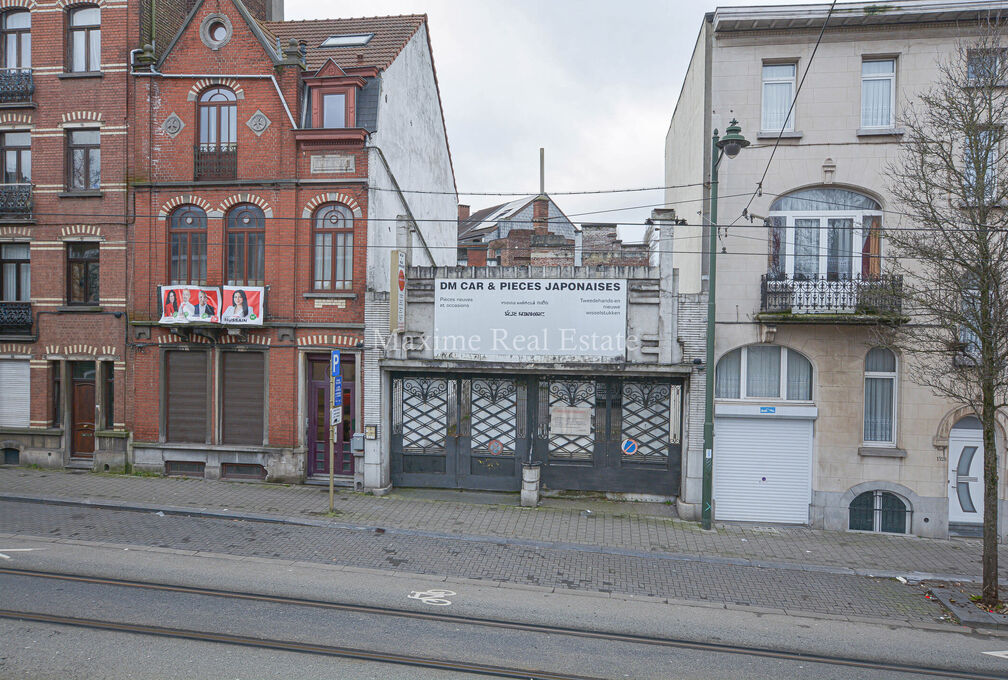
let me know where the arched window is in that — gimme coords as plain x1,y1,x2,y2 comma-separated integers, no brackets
198,87,237,148
768,187,883,281
226,204,265,286
714,344,812,401
169,205,207,284
849,490,908,533
312,204,354,291
68,5,100,73
864,348,897,444
2,10,30,71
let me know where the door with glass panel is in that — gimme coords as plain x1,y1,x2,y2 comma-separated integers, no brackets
948,419,984,526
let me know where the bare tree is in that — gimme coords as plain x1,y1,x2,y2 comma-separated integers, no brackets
884,20,1008,607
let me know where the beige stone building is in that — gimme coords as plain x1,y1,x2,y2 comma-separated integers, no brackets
665,0,1008,538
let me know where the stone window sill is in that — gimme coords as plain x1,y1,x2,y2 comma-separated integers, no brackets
0,101,35,109
59,191,103,198
57,72,102,80
58,305,103,313
757,130,803,140
858,446,906,458
857,127,905,137
303,292,357,300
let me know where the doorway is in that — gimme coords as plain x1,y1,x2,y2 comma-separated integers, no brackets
71,361,96,458
306,354,356,477
949,416,984,530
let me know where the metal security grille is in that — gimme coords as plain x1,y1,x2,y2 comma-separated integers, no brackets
470,378,517,455
547,379,595,461
401,377,448,452
621,381,671,460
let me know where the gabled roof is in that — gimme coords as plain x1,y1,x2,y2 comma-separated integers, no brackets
458,197,534,242
158,0,282,69
265,14,426,70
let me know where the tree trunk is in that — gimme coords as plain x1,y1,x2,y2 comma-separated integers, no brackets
982,387,1000,607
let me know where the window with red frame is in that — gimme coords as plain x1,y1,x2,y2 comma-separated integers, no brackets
310,87,355,129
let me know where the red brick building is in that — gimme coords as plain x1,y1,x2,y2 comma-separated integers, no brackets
127,0,456,483
0,0,135,471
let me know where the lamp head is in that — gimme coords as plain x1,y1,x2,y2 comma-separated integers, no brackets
717,118,750,159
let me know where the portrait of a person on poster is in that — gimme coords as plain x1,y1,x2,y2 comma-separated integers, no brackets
221,286,264,326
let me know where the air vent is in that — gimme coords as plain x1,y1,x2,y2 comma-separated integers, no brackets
165,460,205,478
321,33,373,48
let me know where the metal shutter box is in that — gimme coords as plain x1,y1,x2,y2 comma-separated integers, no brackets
166,351,208,442
221,351,265,446
713,416,812,524
0,359,29,427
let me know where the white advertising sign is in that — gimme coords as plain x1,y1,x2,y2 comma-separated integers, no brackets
434,278,627,362
550,406,593,436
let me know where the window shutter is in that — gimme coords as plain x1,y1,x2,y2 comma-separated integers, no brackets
0,359,29,427
166,351,208,442
221,351,265,445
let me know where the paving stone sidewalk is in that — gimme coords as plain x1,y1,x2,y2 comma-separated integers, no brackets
1,466,1004,581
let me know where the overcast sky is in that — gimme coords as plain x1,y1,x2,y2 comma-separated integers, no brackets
285,0,810,238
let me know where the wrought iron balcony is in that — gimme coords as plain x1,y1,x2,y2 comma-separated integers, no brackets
0,301,31,335
0,183,32,217
759,274,904,321
0,69,33,104
194,143,237,181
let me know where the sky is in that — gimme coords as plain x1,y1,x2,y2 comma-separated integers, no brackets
285,0,811,239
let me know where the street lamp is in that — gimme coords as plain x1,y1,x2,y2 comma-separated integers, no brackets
702,118,749,531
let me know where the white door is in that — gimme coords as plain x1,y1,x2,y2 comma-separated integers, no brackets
0,359,29,427
713,416,813,524
948,429,984,525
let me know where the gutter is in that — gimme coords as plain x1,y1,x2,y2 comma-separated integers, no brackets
367,144,436,266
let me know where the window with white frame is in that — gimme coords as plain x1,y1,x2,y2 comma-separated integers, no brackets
767,187,883,281
761,63,796,132
964,128,999,203
861,59,895,128
715,345,813,401
863,347,896,444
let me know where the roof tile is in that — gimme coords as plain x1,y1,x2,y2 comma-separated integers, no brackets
265,14,426,70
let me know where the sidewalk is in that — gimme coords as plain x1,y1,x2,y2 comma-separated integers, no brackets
0,466,1003,582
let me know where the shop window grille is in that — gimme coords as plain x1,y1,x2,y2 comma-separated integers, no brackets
621,381,672,460
547,379,595,461
401,377,448,452
470,378,517,455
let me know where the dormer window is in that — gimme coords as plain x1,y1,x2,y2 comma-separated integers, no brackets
309,85,356,129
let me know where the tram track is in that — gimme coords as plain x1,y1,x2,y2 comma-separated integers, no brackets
0,566,1000,680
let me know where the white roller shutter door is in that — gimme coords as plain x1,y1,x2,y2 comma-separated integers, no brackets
713,416,812,524
0,359,29,427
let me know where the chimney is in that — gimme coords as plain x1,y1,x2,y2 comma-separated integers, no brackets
458,204,470,221
532,196,549,236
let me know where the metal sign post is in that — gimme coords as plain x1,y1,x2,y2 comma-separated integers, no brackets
329,350,342,513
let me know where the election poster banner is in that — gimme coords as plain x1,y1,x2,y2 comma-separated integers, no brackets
159,286,220,324
221,285,264,325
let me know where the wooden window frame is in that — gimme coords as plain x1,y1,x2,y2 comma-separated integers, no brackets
66,5,100,74
0,241,29,301
225,204,265,286
310,85,355,129
65,128,100,191
198,86,237,148
102,360,114,429
168,205,207,285
2,130,30,184
65,241,99,305
2,10,30,71
312,203,354,291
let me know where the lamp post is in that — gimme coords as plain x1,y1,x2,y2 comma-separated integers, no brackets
702,118,749,531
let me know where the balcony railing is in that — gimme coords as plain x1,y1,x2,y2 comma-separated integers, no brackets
0,301,31,335
0,69,33,104
194,143,237,181
760,274,903,319
0,183,32,217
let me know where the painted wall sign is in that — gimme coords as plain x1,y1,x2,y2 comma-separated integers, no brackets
433,278,627,362
311,153,355,174
221,286,264,325
760,406,776,414
550,406,592,436
159,286,220,324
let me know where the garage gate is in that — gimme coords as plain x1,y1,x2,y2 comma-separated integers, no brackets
391,373,683,495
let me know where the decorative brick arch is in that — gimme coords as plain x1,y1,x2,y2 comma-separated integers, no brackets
0,1,35,10
0,113,31,129
220,193,273,218
159,195,213,219
61,111,104,127
188,78,245,101
933,404,1008,451
302,192,362,219
840,480,921,513
56,0,106,8
60,224,103,240
0,226,30,239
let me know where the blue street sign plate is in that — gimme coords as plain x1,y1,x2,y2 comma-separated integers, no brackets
330,350,341,377
332,377,343,407
760,406,776,414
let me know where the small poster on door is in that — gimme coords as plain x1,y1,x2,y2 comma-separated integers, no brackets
159,286,220,324
221,286,264,326
550,406,592,436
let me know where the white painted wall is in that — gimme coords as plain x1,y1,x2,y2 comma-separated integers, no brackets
368,24,457,292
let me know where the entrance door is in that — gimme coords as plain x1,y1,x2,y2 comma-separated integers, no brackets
307,355,356,477
949,419,984,526
71,362,96,458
